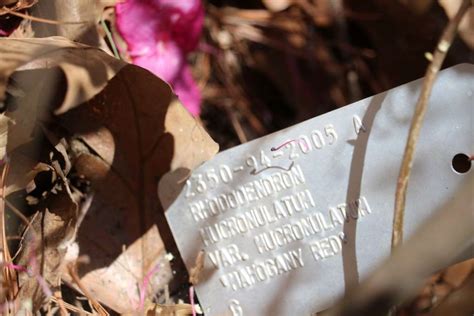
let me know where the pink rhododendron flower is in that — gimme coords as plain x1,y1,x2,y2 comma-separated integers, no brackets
116,0,204,116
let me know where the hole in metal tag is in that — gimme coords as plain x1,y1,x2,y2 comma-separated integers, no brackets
452,153,471,174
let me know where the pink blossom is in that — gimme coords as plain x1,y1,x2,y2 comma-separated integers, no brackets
115,0,204,116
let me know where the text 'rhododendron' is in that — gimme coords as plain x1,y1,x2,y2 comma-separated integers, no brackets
116,0,204,116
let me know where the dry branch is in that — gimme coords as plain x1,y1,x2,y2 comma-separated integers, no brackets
67,263,109,316
1,7,86,25
392,0,471,250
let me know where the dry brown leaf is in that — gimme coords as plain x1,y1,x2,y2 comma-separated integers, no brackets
29,0,110,46
0,36,217,313
432,273,474,316
57,65,218,313
0,37,124,160
158,100,220,210
439,0,474,48
443,259,474,288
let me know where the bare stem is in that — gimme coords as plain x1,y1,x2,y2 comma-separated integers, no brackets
67,263,109,316
1,7,86,25
392,0,471,250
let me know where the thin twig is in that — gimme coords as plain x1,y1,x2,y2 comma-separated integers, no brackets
50,296,94,315
1,195,39,261
2,198,31,230
226,105,248,143
67,263,109,316
54,293,68,316
0,162,18,315
2,7,86,25
392,0,471,250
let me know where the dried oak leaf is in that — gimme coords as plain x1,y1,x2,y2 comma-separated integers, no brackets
0,38,123,298
0,37,217,313
58,65,218,313
0,36,124,161
29,0,115,47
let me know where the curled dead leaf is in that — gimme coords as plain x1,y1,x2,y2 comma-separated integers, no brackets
0,37,125,160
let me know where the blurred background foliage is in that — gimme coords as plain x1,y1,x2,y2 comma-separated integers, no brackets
193,0,472,149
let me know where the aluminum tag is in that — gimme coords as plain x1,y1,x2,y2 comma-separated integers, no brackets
164,64,473,316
